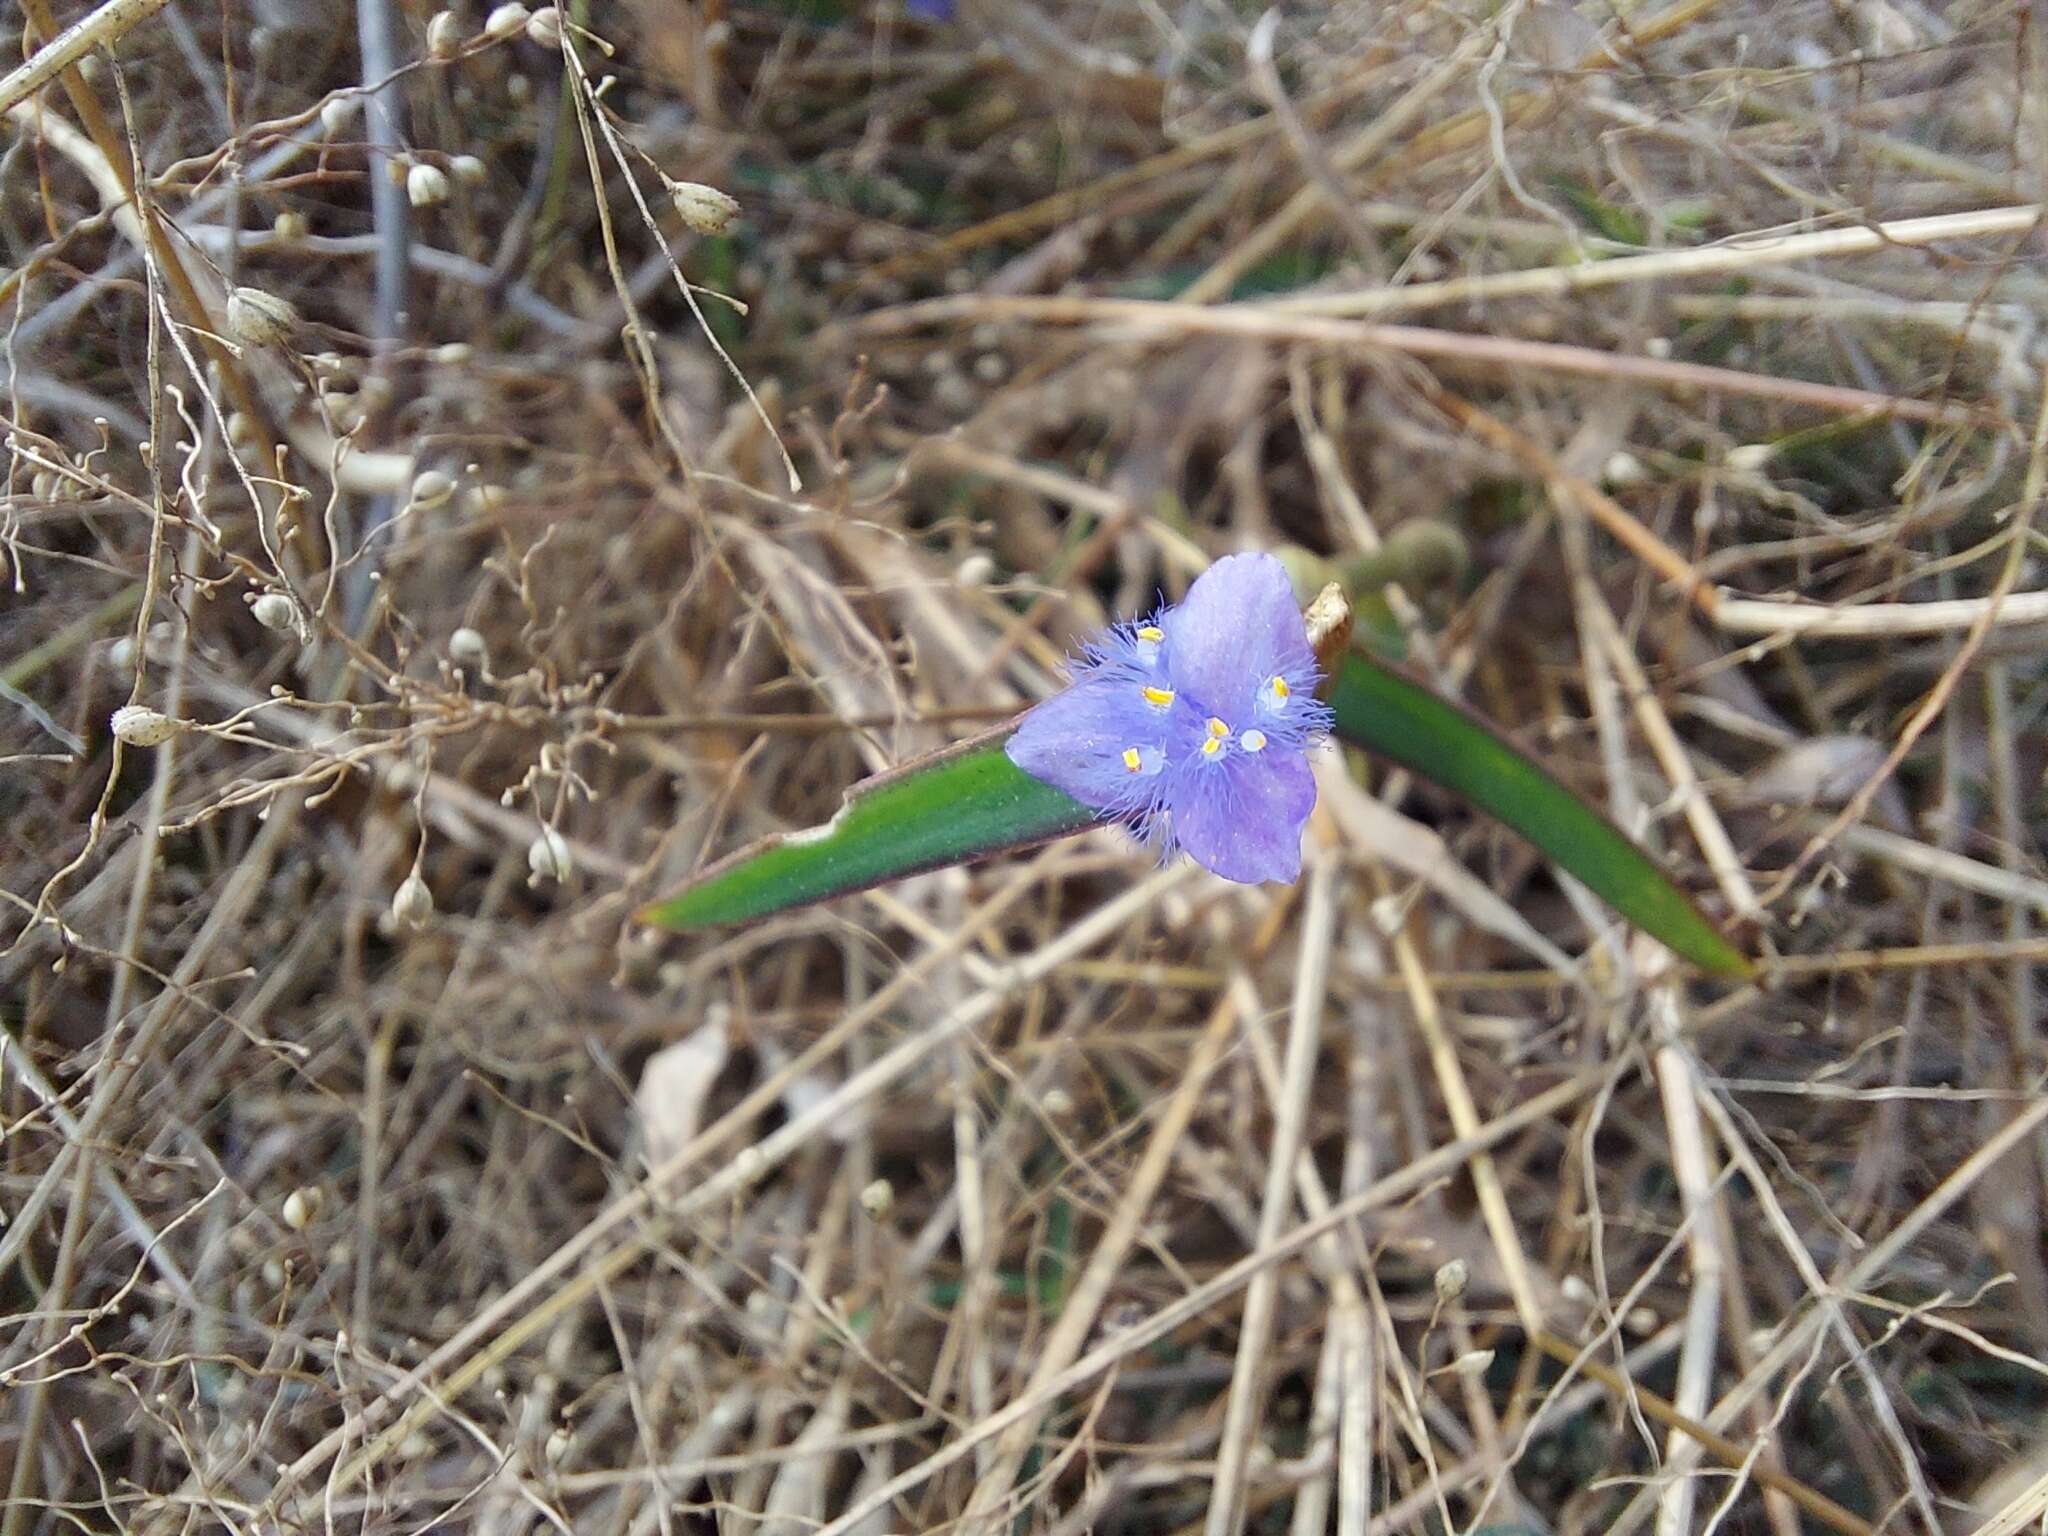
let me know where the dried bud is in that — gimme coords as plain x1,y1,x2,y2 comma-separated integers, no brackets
482,2,530,39
407,468,456,511
448,627,489,668
1433,1258,1469,1305
272,210,309,242
525,5,562,46
406,162,451,208
426,9,461,57
225,285,299,349
858,1179,894,1219
392,871,434,929
250,591,297,632
282,1186,324,1230
449,153,487,186
1725,443,1774,474
111,705,182,747
669,180,740,235
528,826,571,882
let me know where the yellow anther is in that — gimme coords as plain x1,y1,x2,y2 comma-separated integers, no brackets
1141,685,1176,709
1207,717,1230,739
1121,746,1143,772
1201,736,1223,757
1240,728,1268,753
1135,625,1164,643
1270,676,1291,702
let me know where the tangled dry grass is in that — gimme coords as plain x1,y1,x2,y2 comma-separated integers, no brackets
5,0,2048,1532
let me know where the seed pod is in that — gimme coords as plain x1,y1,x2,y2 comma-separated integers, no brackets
406,162,451,208
282,1186,324,1230
1452,1348,1495,1380
408,468,456,511
319,95,358,137
528,826,571,882
111,705,182,747
392,871,434,929
483,1,530,39
859,1179,894,1219
250,591,297,632
448,627,489,668
1433,1258,1469,1305
449,154,487,186
669,180,740,234
225,285,299,349
525,5,562,46
272,210,308,241
426,9,461,57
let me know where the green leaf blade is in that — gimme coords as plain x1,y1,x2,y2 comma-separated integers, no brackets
639,733,1097,933
1326,650,1750,977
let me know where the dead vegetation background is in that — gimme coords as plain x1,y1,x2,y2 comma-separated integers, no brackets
4,0,2048,1532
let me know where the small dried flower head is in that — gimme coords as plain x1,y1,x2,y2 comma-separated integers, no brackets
249,591,297,632
525,5,562,46
111,705,182,747
1005,552,1332,884
448,627,489,668
407,468,456,511
392,871,434,929
528,826,571,882
1433,1258,1469,1305
482,1,530,39
406,162,451,208
282,1186,324,1231
449,153,487,186
858,1178,894,1219
425,9,461,57
669,180,740,235
225,285,299,349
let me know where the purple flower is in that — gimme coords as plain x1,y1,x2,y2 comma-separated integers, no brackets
1006,552,1332,884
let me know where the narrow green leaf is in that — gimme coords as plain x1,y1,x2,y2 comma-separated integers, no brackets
638,731,1095,933
1325,649,1750,976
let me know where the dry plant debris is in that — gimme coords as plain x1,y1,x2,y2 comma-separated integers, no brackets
3,1,2047,1533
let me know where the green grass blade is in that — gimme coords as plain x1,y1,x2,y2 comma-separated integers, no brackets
638,730,1096,932
1326,649,1750,976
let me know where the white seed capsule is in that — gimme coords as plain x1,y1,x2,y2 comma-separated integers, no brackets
406,162,451,208
250,591,297,632
282,1186,324,1230
859,1179,894,1219
392,871,434,929
319,95,358,137
225,285,299,348
483,1,530,39
426,9,461,57
407,468,456,511
111,705,182,747
1452,1348,1495,1380
448,627,489,667
528,826,571,882
525,5,562,46
449,153,487,186
669,180,740,234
